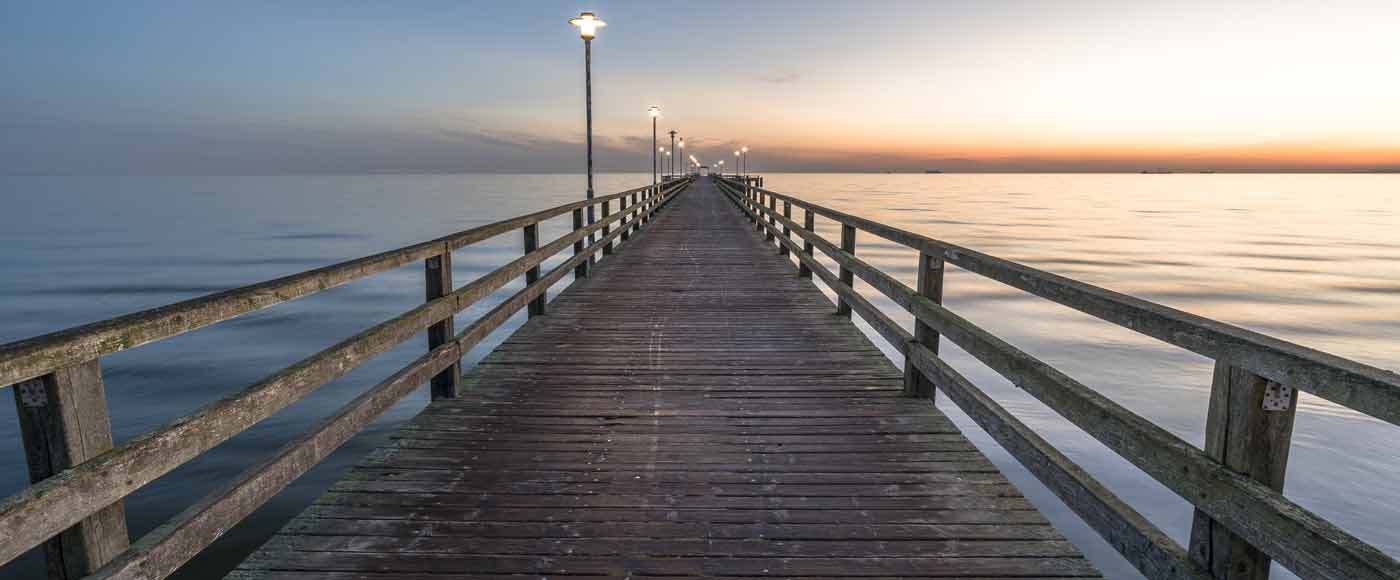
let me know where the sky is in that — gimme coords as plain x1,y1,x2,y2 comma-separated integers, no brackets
2,0,1399,174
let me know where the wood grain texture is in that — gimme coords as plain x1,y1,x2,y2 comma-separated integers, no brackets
731,181,1400,429
12,361,128,579
725,177,1400,580
234,177,1098,579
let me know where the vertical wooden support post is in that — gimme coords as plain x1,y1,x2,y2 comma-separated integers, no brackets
835,224,857,318
780,201,792,256
1188,361,1298,580
13,360,129,579
620,195,631,241
756,192,766,231
751,188,759,223
630,192,638,231
903,252,945,399
523,224,545,318
799,209,815,279
765,195,776,241
572,208,589,279
425,251,460,399
601,200,613,256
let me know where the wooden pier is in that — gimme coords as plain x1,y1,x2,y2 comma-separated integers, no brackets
2,176,1399,580
232,177,1096,579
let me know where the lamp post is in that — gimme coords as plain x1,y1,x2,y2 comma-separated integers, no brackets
742,146,749,176
734,150,741,177
657,147,665,180
678,138,685,176
648,106,660,187
569,11,605,259
667,130,677,178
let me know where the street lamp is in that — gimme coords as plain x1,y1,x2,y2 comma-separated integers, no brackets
734,150,741,177
667,130,677,178
742,146,749,176
678,138,685,175
568,11,606,258
648,106,660,187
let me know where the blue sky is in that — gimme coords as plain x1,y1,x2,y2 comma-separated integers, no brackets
4,1,1398,174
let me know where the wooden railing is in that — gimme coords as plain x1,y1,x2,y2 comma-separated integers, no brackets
0,177,691,580
715,176,1400,580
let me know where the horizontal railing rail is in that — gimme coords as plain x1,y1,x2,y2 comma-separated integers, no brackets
0,177,691,580
0,184,665,388
716,176,1400,580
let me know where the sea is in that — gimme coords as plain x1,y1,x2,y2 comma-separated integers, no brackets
1,173,1397,579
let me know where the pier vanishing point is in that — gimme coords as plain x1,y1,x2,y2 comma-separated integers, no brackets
3,176,1400,580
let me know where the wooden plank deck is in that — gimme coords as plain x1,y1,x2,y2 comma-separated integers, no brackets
231,177,1101,579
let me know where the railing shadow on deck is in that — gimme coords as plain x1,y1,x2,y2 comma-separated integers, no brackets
715,175,1400,580
0,177,692,580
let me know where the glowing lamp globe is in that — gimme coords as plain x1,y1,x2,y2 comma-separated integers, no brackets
568,12,606,40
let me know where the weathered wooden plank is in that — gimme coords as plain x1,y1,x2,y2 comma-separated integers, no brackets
0,185,659,387
904,251,944,399
87,344,462,580
0,182,686,569
732,180,1400,428
522,224,544,317
1188,362,1299,580
423,251,459,399
233,178,1092,580
727,181,1400,580
12,361,129,579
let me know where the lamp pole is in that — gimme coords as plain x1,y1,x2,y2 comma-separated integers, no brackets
668,130,677,178
742,146,749,176
648,106,660,188
569,12,606,260
678,138,685,176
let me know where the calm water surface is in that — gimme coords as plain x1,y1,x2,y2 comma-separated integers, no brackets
1,173,1396,579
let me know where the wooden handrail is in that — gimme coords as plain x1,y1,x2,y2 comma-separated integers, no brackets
0,184,657,388
722,179,1400,429
716,177,1400,580
0,178,690,578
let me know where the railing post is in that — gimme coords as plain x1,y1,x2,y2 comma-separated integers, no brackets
1188,361,1298,580
751,188,759,223
601,200,613,256
765,195,776,241
425,251,460,399
903,252,945,399
620,196,631,241
780,201,792,256
799,209,815,278
523,224,545,318
12,360,129,579
755,192,766,232
572,207,589,279
835,224,857,317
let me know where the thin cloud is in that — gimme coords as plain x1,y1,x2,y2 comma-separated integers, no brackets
758,72,801,84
